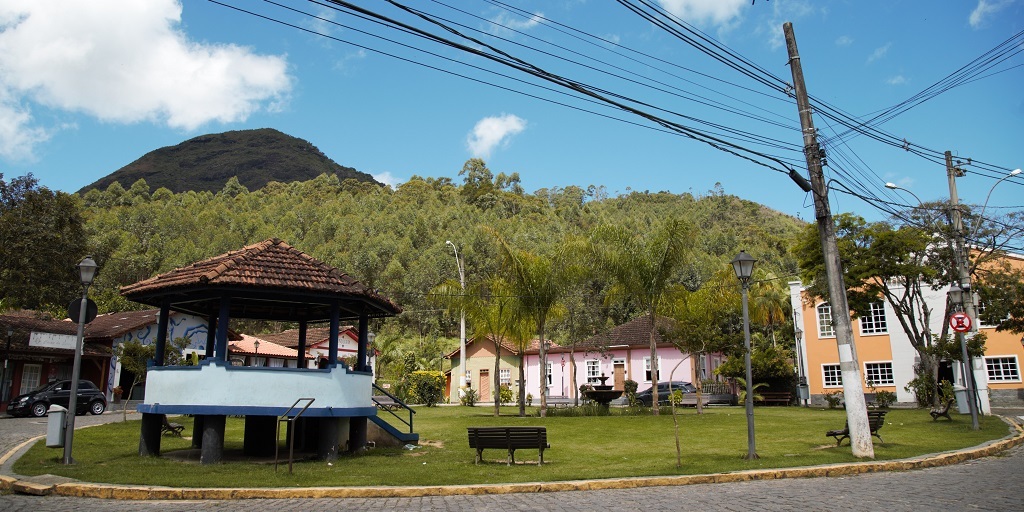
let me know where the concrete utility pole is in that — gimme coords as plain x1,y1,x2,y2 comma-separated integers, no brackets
944,151,980,430
784,22,874,458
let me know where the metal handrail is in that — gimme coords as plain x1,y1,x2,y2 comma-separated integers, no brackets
372,383,415,433
274,397,315,474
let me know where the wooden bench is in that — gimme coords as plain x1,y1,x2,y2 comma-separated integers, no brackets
826,410,887,446
162,415,184,436
757,391,792,406
930,398,955,421
467,426,549,465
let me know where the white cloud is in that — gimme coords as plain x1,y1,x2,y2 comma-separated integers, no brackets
756,0,816,50
466,114,526,158
867,43,891,64
0,0,292,160
886,75,907,85
372,171,402,188
969,0,1014,29
488,11,543,35
657,0,747,27
835,35,853,47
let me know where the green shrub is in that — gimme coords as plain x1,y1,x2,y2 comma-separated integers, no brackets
498,384,513,406
823,390,843,409
624,379,639,407
874,390,897,408
407,370,444,406
460,387,478,406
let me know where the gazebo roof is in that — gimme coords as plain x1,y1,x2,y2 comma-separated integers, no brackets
120,238,401,321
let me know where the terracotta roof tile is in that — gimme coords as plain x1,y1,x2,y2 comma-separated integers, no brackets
120,238,401,315
254,326,355,348
230,334,310,359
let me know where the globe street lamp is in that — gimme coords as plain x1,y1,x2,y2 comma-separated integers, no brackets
948,283,979,430
64,256,98,465
446,240,468,394
731,250,759,460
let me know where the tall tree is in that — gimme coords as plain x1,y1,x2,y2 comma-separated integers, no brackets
592,217,696,415
0,174,88,310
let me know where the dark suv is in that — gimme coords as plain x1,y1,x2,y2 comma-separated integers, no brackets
636,381,696,406
7,379,107,417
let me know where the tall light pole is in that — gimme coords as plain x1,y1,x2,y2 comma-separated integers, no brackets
446,240,467,394
253,339,260,366
64,256,98,465
972,168,1021,241
732,250,758,460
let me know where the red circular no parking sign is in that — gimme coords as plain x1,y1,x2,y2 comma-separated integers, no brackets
949,312,972,333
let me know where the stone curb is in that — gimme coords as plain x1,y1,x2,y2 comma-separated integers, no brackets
4,417,1022,500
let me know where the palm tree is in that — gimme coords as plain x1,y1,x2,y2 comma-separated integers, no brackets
491,231,581,418
750,272,789,346
592,218,696,415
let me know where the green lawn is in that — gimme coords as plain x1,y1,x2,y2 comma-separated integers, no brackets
12,406,1012,488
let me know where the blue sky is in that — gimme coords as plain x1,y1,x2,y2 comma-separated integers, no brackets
1,0,1021,222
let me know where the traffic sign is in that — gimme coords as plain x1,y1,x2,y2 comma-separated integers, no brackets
67,298,98,324
949,312,972,333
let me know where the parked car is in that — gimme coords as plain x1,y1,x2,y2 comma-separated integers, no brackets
636,381,696,406
7,379,107,417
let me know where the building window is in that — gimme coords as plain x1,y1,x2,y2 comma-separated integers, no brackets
546,361,553,385
860,302,888,334
586,360,601,384
19,364,42,395
644,357,661,383
985,356,1020,382
817,303,835,338
499,369,511,386
822,364,843,388
864,362,894,385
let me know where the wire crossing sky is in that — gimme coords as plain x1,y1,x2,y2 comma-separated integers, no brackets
1,0,1020,228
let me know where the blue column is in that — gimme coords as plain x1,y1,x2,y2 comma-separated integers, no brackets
215,297,230,362
357,313,369,372
154,302,169,366
328,304,339,366
205,314,216,359
298,320,307,368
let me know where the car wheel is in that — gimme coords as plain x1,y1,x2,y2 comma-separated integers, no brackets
31,402,48,417
89,400,106,415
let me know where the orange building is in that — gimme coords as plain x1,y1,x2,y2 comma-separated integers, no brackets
788,252,1023,409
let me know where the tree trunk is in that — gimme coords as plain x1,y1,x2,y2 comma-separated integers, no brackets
493,343,501,417
538,319,547,418
649,309,660,416
570,344,578,407
695,352,704,415
518,354,526,417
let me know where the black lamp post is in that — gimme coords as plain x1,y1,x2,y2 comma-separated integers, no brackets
253,339,260,366
948,283,979,430
64,256,98,465
731,250,759,460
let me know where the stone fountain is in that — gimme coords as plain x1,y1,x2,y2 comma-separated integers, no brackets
583,374,623,408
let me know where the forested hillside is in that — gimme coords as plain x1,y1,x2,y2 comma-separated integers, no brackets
77,128,377,194
79,159,805,349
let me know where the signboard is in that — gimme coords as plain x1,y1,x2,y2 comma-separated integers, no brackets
949,312,972,333
29,331,78,350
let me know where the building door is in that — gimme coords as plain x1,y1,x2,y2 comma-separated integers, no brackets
479,369,490,401
19,364,42,395
613,363,626,390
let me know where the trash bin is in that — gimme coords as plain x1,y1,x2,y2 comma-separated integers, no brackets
953,385,969,414
46,405,67,447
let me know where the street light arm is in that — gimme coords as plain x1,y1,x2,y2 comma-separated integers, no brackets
971,169,1022,241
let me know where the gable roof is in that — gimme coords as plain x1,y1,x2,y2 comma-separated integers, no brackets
443,335,522,359
253,326,356,349
571,314,678,352
120,238,401,321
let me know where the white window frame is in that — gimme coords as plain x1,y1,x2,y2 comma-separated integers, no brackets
822,364,843,388
586,360,601,384
985,356,1021,382
20,364,42,395
643,356,662,383
546,361,553,386
864,361,895,386
499,368,511,386
859,302,888,335
817,303,835,338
